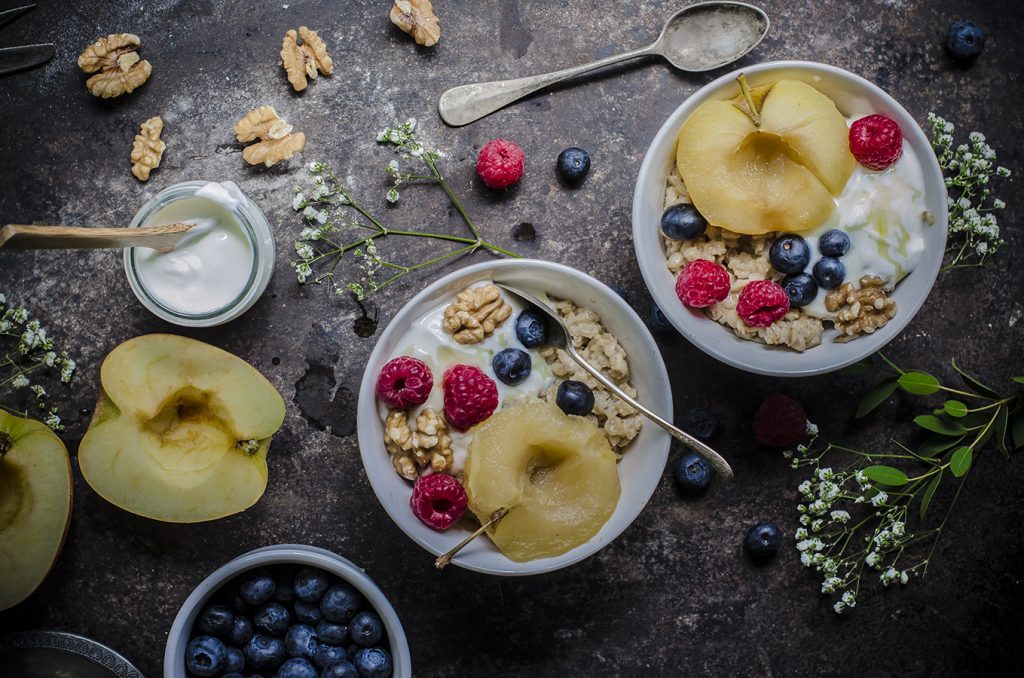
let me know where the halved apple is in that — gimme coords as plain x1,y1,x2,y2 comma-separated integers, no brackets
676,78,856,235
79,334,286,523
464,401,620,562
0,410,73,611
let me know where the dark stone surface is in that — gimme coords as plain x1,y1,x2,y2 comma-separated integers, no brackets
1,1,1022,676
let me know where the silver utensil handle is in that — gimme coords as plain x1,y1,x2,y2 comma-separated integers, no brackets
567,348,735,480
437,45,654,127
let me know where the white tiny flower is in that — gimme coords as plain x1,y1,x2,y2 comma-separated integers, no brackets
833,601,846,614
892,521,905,537
830,510,850,524
996,166,1010,177
841,591,856,607
386,187,400,204
798,480,812,497
993,198,1006,209
969,131,985,143
900,571,909,585
871,491,888,507
800,552,813,567
12,374,29,388
866,551,879,567
795,527,809,540
799,515,811,526
806,421,819,436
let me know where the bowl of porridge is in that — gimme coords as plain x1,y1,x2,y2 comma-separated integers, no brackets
356,259,672,575
632,61,948,377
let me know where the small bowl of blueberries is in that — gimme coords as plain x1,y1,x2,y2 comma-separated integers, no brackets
164,544,410,678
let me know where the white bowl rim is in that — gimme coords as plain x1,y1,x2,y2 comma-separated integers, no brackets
162,544,411,678
631,59,948,377
356,258,673,576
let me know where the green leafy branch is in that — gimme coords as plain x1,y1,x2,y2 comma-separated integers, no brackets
290,119,519,301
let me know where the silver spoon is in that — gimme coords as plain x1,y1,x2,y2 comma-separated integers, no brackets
438,1,770,127
496,283,735,480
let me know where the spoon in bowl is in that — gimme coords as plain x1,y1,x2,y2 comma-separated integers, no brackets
496,282,735,480
438,1,770,127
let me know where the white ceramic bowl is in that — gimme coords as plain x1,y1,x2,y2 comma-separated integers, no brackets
632,61,948,377
163,544,411,678
357,259,672,576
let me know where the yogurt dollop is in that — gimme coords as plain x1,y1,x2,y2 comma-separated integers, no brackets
134,181,254,315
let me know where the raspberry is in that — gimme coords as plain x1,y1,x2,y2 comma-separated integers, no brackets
476,139,525,189
442,364,498,430
849,114,903,171
376,356,433,409
737,280,790,327
675,258,730,308
410,473,467,530
752,394,807,447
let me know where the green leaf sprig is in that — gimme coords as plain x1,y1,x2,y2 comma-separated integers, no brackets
789,356,1022,613
290,118,519,302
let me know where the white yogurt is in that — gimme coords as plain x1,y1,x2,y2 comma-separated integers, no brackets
134,182,255,315
379,289,555,472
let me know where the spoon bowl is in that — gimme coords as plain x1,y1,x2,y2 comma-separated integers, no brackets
655,2,770,71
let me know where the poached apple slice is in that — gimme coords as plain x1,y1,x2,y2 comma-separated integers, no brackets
79,334,286,523
676,79,856,235
0,411,73,611
463,401,620,562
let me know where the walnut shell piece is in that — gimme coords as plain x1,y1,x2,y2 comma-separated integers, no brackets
281,26,334,92
442,284,512,344
234,106,306,167
77,33,152,98
825,275,898,341
390,0,441,47
130,116,166,181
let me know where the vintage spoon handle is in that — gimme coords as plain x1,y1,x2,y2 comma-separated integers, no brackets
565,346,735,480
0,222,195,253
438,44,654,127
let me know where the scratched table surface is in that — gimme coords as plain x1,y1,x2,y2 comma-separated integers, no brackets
1,1,1022,675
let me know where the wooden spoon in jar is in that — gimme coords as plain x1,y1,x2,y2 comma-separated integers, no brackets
0,222,195,253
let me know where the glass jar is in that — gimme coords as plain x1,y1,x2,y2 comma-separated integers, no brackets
123,181,275,327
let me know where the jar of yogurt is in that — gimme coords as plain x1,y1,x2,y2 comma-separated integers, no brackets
123,181,275,327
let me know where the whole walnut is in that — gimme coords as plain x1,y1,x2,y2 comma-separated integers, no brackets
78,33,152,98
390,0,441,47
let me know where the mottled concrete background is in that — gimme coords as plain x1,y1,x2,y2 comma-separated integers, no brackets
1,0,1022,675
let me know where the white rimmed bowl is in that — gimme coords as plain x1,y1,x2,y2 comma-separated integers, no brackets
356,259,672,576
632,61,948,377
163,544,411,678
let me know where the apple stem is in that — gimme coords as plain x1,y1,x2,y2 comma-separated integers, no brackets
737,73,761,127
434,507,509,570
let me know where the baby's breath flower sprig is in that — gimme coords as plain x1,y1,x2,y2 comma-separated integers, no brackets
0,292,77,431
927,113,1010,270
291,118,518,301
791,356,1023,613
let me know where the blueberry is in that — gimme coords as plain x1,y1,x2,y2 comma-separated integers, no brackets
555,147,591,184
254,602,291,636
225,615,253,647
349,611,384,647
946,20,985,61
781,273,818,308
224,646,244,673
660,204,708,241
244,634,286,672
745,520,781,561
492,348,532,386
238,569,276,606
196,604,234,636
228,589,254,615
648,302,674,334
294,567,330,603
314,644,348,669
812,257,845,290
185,635,227,677
285,623,320,660
317,620,349,646
769,234,811,274
278,657,319,678
818,229,851,257
680,407,717,441
294,600,323,625
273,572,296,604
672,451,714,493
320,583,363,623
555,380,595,417
354,647,394,678
515,310,547,348
607,283,629,301
322,661,360,678
223,673,246,678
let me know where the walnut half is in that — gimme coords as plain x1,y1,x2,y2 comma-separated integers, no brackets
442,284,512,344
281,26,333,92
825,275,898,341
234,106,306,167
390,0,441,47
77,33,152,98
384,408,454,480
130,116,166,181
